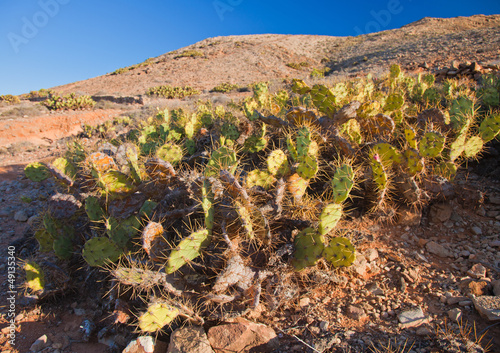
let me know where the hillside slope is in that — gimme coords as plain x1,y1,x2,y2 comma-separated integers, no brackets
53,14,500,96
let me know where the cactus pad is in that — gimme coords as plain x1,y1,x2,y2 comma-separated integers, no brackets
82,237,122,267
53,234,73,260
318,203,343,236
404,149,424,175
205,146,238,177
297,155,319,180
404,127,418,149
449,132,467,162
419,132,445,158
246,170,276,190
323,237,356,268
267,149,290,177
372,143,403,167
24,162,50,182
85,196,105,222
370,156,387,191
156,143,183,165
331,164,354,204
450,96,474,130
287,173,308,201
35,229,53,252
384,93,404,111
138,301,179,332
463,135,484,158
359,113,395,138
311,84,337,116
201,179,215,234
291,79,311,95
99,171,136,199
292,228,326,271
24,262,45,293
145,157,176,182
479,113,500,142
52,157,77,180
221,122,240,141
165,229,211,274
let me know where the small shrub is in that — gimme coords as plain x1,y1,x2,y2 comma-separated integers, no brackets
310,67,331,78
146,85,200,99
174,50,204,59
111,58,155,75
286,62,310,70
27,89,55,100
211,83,239,93
43,93,96,111
0,94,21,105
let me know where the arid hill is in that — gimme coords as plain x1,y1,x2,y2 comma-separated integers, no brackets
53,14,500,96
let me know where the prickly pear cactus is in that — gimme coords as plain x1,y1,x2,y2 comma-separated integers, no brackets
52,157,77,180
246,170,276,190
292,228,326,271
205,145,238,177
85,196,105,222
331,164,354,204
267,149,289,177
479,113,500,142
318,203,343,236
99,171,136,199
404,127,418,150
323,237,356,268
24,262,45,293
419,132,445,158
463,135,484,158
138,300,179,332
165,229,211,274
142,222,164,257
156,143,183,165
201,179,215,234
291,79,311,95
82,237,122,267
404,149,424,175
87,152,117,174
287,173,309,201
221,122,240,141
24,162,50,182
310,84,337,116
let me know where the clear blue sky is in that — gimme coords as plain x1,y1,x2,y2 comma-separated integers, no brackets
0,0,499,95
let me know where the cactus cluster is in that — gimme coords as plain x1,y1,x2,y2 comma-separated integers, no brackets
146,85,200,99
43,93,95,110
22,65,500,334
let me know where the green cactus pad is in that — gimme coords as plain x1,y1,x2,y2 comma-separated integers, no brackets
480,86,499,107
243,135,267,153
286,135,298,162
156,143,183,165
423,87,440,104
221,122,240,141
404,149,424,175
201,179,215,234
287,173,308,201
389,64,401,79
165,229,211,274
450,96,474,130
53,234,73,260
85,196,105,222
246,170,276,190
35,229,53,252
297,155,319,180
384,93,404,111
370,157,387,191
311,84,336,116
479,113,500,142
318,203,343,236
112,266,164,289
323,237,356,268
82,237,122,267
331,164,354,204
404,127,418,149
24,262,45,293
204,146,238,177
463,135,484,158
291,79,311,94
292,228,326,271
138,301,179,332
419,132,445,158
99,170,136,199
434,162,458,180
267,149,290,177
52,157,77,180
356,101,380,119
449,132,467,162
372,143,403,167
24,162,50,182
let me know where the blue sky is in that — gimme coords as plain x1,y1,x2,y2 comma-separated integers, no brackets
0,0,499,95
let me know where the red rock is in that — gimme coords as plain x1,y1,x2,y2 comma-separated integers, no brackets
207,318,278,353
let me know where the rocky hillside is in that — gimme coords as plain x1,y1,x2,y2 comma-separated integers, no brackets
53,15,500,96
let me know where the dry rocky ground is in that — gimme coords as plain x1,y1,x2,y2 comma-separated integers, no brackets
0,14,499,353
